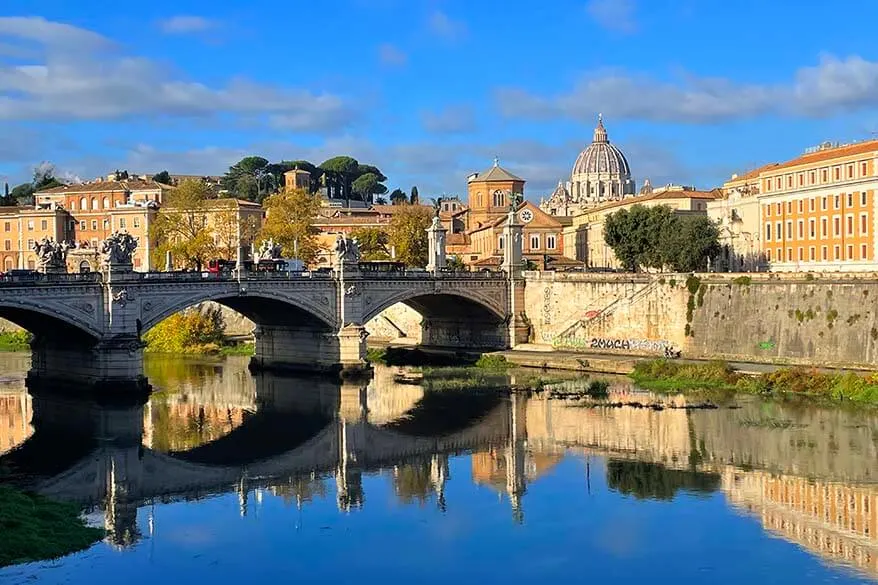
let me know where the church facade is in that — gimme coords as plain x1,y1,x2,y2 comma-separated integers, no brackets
540,116,636,217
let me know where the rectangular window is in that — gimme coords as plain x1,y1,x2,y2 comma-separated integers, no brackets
798,247,804,261
822,246,828,261
847,215,854,236
848,165,854,178
847,244,854,259
848,193,854,207
835,167,840,180
862,244,869,260
834,217,841,236
529,235,540,250
797,220,804,239
809,171,815,184
765,223,772,241
822,169,828,182
809,247,816,261
3,240,9,251
809,198,815,212
3,222,8,232
787,201,792,214
787,248,793,262
797,200,803,213
498,236,504,250
546,234,556,250
776,203,782,215
822,197,827,210
40,219,47,230
861,213,868,235
102,219,109,229
26,220,33,230
787,175,793,187
786,221,792,239
798,174,804,186
765,205,771,217
821,218,828,238
776,221,782,240
809,219,816,238
862,191,868,206
834,245,841,260
776,177,782,190
119,218,126,229
91,220,97,230
26,239,33,250
835,195,840,209
133,217,141,229
862,162,868,176
766,249,772,262
79,220,86,230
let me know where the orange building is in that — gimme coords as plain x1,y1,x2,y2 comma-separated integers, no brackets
757,140,878,271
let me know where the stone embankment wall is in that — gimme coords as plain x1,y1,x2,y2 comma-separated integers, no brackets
523,272,878,369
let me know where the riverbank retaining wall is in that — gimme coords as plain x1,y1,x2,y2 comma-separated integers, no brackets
523,272,878,369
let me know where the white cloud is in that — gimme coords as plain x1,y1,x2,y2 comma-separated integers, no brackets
0,17,355,132
497,55,878,124
421,105,475,134
158,16,219,35
378,43,407,67
427,10,467,42
586,0,638,34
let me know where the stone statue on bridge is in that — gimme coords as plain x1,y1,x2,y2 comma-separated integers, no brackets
32,237,70,273
100,231,138,267
256,239,282,261
333,234,361,264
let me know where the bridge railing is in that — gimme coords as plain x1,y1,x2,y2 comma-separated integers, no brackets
365,270,508,280
0,272,103,286
134,270,335,282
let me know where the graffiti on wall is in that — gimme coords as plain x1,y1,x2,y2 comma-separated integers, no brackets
552,336,671,353
541,286,553,325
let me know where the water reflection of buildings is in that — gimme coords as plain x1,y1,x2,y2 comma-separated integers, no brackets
724,468,878,576
5,365,878,580
0,391,32,454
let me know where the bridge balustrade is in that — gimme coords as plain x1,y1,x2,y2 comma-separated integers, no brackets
0,272,103,286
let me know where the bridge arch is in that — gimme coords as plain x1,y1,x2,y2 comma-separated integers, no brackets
140,289,336,334
0,299,103,346
363,288,508,350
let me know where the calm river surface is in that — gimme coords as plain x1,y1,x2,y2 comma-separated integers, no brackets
2,353,878,584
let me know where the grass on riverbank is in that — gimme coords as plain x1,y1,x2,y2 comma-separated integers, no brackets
631,359,878,405
0,331,31,352
0,486,104,567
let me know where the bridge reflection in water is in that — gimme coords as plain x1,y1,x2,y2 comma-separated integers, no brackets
1,359,878,579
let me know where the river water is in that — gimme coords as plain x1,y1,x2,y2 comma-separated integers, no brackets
1,353,878,584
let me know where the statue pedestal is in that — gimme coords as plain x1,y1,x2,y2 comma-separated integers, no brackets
42,265,67,275
337,324,370,377
104,262,135,282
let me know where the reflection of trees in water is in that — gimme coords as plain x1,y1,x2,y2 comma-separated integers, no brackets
606,460,720,501
147,401,246,453
392,460,433,506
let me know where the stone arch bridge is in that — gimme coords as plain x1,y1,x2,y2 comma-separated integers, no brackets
0,267,527,390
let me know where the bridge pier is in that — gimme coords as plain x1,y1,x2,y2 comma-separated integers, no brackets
249,324,341,373
27,335,148,397
421,316,508,349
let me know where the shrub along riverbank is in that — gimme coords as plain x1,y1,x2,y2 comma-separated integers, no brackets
0,331,31,352
144,307,253,356
0,486,104,567
631,359,878,405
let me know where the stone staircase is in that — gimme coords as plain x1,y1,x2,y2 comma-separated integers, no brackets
552,280,658,345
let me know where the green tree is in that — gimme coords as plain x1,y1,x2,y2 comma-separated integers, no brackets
279,160,320,192
356,164,387,182
604,204,720,272
221,156,270,201
389,188,408,205
1,183,15,207
388,204,431,267
32,162,63,191
259,188,322,265
150,179,217,270
152,170,172,184
352,172,388,203
143,307,226,354
446,255,466,271
350,227,390,260
10,183,34,204
410,186,419,205
665,215,721,272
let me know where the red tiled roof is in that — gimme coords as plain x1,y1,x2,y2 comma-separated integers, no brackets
764,140,878,174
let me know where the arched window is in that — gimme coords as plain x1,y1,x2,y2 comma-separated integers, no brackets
492,190,504,207
4,257,12,271
91,198,98,210
80,197,87,210
102,197,109,209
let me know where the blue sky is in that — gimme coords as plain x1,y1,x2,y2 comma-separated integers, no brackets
3,0,878,199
